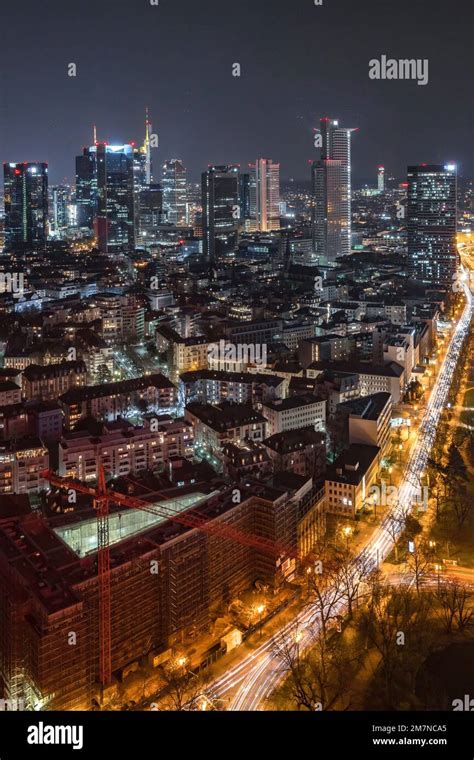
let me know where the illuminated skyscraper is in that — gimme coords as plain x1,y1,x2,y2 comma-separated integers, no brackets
249,158,280,231
51,185,69,238
377,166,385,193
312,117,355,260
143,108,153,186
75,147,97,231
96,143,135,253
201,165,240,267
162,159,187,225
3,162,48,248
134,111,153,193
137,183,163,244
407,164,457,286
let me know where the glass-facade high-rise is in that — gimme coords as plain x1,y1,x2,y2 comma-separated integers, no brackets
96,143,135,254
51,185,70,238
377,166,385,193
312,117,355,261
162,159,187,225
75,148,97,231
201,165,240,267
407,164,458,286
249,158,280,232
137,183,163,244
239,172,251,221
3,162,48,248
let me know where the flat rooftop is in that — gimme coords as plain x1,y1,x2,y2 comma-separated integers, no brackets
54,491,208,557
337,392,391,420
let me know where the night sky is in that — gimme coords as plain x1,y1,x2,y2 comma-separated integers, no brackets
1,0,472,185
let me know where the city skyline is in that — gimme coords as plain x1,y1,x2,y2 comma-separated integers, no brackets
1,0,472,185
0,0,473,739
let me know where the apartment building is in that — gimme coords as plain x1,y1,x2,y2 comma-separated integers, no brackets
298,334,354,368
22,361,87,402
0,382,22,407
325,444,380,518
0,437,49,495
155,324,209,376
179,369,285,407
59,374,177,428
307,360,405,403
185,402,267,458
336,392,392,452
263,426,326,478
261,395,326,436
59,418,191,481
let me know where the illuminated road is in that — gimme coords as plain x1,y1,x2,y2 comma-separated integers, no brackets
208,278,473,711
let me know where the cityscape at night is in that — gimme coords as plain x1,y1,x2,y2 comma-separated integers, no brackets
0,0,473,754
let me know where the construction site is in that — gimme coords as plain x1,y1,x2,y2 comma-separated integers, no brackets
0,473,324,710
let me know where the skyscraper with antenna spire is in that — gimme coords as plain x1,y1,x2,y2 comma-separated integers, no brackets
144,107,152,185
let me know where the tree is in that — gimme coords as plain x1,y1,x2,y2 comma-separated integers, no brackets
446,444,468,494
272,623,360,711
358,582,433,707
333,547,375,619
157,659,209,711
427,457,448,522
383,502,410,562
307,564,345,639
446,484,471,529
455,584,474,630
436,580,473,632
406,541,432,595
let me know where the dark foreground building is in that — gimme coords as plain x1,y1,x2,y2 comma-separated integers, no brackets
0,480,321,709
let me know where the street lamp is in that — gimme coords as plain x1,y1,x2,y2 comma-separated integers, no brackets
343,525,352,549
388,465,393,485
254,603,266,638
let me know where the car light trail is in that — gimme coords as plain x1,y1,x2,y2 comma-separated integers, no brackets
208,280,473,711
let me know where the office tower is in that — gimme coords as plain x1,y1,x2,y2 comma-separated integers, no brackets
201,165,240,267
133,112,153,192
378,166,385,193
75,147,97,230
137,183,163,243
162,159,187,225
239,172,251,220
311,117,355,261
96,143,135,253
407,164,458,286
130,111,154,239
3,162,48,248
143,107,153,185
51,186,69,238
249,158,280,231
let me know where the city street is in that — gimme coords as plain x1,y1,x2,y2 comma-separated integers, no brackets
207,278,474,710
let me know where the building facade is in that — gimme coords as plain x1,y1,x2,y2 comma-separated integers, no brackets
407,164,457,286
3,162,48,248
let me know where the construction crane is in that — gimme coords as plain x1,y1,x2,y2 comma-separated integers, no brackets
43,468,293,687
